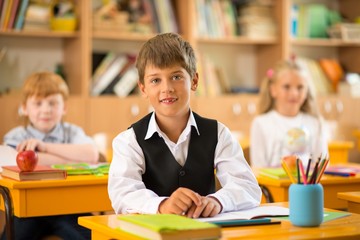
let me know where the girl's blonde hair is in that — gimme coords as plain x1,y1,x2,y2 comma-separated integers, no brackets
258,60,319,117
22,72,69,104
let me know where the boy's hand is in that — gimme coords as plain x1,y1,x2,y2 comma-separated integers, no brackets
17,138,47,152
158,187,202,215
186,196,222,218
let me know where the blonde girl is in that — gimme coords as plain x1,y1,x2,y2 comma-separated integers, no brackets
250,60,328,168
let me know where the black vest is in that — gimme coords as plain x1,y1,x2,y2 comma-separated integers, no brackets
132,112,218,196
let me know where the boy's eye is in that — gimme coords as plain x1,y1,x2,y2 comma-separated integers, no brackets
49,100,59,106
172,75,182,81
150,78,160,84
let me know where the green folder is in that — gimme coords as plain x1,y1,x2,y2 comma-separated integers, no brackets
51,163,110,176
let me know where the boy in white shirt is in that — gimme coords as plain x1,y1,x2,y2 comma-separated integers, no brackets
108,33,261,218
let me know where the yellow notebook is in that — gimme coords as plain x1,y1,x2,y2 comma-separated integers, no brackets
117,214,221,240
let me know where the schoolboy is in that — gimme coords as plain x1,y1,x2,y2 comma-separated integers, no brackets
108,33,261,218
2,72,98,240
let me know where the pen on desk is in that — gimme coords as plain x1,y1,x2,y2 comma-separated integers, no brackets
324,171,356,177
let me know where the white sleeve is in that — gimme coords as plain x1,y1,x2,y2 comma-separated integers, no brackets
107,129,166,214
210,122,262,213
250,117,268,168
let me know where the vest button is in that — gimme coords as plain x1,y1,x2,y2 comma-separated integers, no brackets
179,170,186,176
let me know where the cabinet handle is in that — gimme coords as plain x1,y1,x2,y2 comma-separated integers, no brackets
130,104,139,117
247,102,256,115
232,103,242,116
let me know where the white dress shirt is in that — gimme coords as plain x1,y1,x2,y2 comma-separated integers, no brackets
108,112,262,214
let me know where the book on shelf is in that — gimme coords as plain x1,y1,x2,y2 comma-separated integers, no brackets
2,0,13,29
100,54,137,96
91,53,129,96
0,0,10,29
113,65,139,97
7,0,20,29
14,0,29,30
1,165,67,181
117,214,221,240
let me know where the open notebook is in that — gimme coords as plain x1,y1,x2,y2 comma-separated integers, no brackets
0,145,17,172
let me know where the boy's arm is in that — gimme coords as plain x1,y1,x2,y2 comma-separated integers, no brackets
108,129,167,214
16,138,99,164
211,122,262,213
40,143,99,164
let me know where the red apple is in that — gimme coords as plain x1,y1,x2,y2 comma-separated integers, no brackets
16,150,38,172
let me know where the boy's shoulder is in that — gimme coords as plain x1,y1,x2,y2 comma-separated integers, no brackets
5,126,27,137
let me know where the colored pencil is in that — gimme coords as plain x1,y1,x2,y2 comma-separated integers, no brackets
298,159,307,185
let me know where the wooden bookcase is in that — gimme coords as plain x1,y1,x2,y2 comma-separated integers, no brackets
0,0,359,161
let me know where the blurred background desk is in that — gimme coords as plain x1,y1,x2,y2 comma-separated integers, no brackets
256,163,360,209
337,191,360,214
0,175,112,240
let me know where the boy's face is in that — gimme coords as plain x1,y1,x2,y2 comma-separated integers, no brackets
270,69,308,116
138,64,198,120
22,93,66,133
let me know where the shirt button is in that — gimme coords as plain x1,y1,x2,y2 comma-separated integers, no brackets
179,170,186,176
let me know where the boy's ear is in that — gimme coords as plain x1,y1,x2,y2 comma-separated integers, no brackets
191,73,199,91
20,104,28,116
138,81,148,98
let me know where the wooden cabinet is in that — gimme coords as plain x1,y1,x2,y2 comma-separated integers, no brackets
0,0,360,162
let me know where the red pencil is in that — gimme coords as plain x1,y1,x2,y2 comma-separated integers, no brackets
298,159,307,185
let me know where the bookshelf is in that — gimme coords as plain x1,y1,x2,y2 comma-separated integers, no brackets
0,0,360,161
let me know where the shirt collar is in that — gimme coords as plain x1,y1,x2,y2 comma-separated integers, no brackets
144,111,200,140
26,123,63,141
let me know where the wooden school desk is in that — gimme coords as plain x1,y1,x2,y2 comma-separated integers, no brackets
0,175,112,240
337,191,360,214
256,163,360,209
78,202,360,240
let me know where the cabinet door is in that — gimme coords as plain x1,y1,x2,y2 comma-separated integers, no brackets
87,96,151,141
194,94,258,137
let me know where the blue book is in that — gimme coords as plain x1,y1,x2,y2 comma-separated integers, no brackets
14,0,29,30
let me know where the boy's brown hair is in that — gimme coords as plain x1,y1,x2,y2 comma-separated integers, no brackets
135,33,197,83
22,72,69,104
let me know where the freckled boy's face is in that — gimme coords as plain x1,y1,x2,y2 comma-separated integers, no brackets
138,64,198,119
22,94,66,133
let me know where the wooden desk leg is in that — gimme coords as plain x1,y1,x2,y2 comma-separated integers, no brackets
0,186,14,240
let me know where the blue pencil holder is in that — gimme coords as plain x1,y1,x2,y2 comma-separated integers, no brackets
289,183,324,227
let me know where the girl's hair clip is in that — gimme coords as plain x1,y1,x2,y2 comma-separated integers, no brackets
266,68,274,79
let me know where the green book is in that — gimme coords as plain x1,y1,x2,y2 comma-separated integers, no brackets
259,168,289,179
117,214,221,240
51,163,110,176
